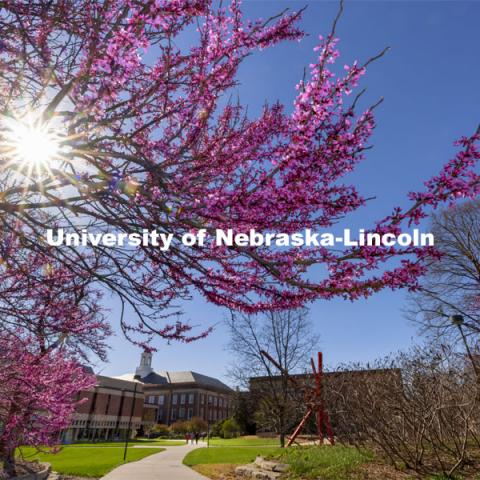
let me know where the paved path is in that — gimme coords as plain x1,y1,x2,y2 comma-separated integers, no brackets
101,443,209,480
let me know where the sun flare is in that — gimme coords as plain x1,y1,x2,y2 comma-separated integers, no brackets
11,122,59,165
1,113,65,179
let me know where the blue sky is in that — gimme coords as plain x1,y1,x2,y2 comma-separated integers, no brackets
97,1,480,384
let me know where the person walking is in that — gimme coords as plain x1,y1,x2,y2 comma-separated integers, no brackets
194,432,199,444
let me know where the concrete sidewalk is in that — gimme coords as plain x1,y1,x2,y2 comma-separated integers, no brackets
101,443,209,480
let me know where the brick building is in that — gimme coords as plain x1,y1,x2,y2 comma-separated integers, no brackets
62,374,156,443
116,351,233,425
61,351,231,442
248,367,402,435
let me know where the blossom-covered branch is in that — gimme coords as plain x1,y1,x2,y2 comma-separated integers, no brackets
0,0,478,341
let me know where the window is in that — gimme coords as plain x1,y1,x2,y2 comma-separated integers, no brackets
105,394,111,414
188,393,194,404
147,395,155,404
187,408,193,419
219,398,223,408
208,395,212,405
180,394,186,404
172,394,178,405
201,394,205,404
171,409,177,421
157,409,164,422
200,408,204,418
159,395,165,405
214,397,218,407
179,407,185,419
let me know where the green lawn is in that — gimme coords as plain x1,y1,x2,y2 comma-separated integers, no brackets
17,445,164,478
271,445,372,480
209,436,280,447
183,446,283,466
184,445,373,480
70,439,183,447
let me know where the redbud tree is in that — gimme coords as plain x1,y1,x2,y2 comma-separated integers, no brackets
0,335,96,476
0,246,108,475
0,0,478,344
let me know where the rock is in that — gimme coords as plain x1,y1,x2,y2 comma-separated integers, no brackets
235,461,285,480
251,470,281,480
253,456,289,473
272,464,289,473
11,463,51,480
235,465,257,477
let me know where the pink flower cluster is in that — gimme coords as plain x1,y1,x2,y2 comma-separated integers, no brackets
0,244,107,465
0,333,95,456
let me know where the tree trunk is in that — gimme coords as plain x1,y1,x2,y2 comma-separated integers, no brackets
279,410,286,448
1,402,19,477
1,448,17,478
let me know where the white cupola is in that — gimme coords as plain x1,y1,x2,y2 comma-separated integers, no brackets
135,350,153,378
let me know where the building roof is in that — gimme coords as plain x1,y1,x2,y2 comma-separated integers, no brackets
115,370,232,392
96,374,144,392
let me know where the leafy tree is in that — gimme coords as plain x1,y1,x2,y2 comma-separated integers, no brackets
221,418,241,439
210,419,226,438
170,420,189,436
232,390,256,435
187,417,207,434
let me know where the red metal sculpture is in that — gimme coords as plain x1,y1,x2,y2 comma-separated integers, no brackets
259,350,334,446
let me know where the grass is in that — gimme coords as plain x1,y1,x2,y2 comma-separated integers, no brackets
208,436,280,447
69,439,183,447
271,445,372,480
183,446,283,465
17,445,164,478
184,444,373,480
183,436,285,480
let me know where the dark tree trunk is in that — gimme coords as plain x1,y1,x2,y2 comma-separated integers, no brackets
1,448,17,478
1,402,19,477
279,408,286,448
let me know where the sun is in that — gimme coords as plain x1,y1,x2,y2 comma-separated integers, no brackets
11,122,59,165
1,113,64,179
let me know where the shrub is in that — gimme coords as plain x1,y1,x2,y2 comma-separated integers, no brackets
222,418,241,439
151,424,170,437
187,417,208,434
170,420,189,435
210,419,225,438
327,344,480,477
